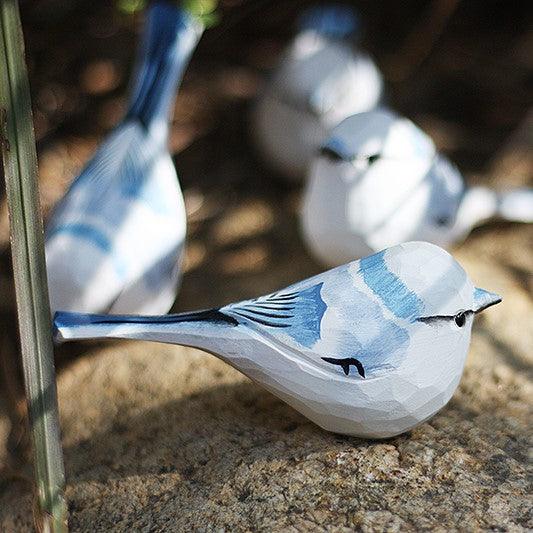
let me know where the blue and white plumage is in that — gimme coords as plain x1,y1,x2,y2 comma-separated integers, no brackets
54,242,501,438
45,2,203,314
252,4,383,181
302,108,533,266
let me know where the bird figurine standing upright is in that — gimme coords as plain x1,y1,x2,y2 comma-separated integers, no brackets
252,4,383,181
54,242,501,439
302,108,533,266
45,1,204,314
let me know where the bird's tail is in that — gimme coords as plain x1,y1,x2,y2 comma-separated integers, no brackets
125,1,203,132
456,186,533,232
53,309,237,344
495,188,533,223
297,4,360,41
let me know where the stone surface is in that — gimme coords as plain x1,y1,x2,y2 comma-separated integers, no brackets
1,228,531,531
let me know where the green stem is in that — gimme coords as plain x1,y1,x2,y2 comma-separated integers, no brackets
0,1,67,531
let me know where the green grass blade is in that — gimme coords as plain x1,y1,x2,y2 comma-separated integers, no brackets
117,0,221,27
0,0,67,530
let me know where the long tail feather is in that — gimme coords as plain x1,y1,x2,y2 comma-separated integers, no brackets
456,186,533,232
53,308,237,343
126,2,203,131
496,188,533,223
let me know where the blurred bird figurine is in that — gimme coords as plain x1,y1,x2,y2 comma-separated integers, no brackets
252,4,383,181
54,242,501,438
45,1,203,314
302,108,533,266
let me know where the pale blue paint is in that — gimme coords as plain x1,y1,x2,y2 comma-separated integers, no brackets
408,125,433,158
360,250,424,321
322,136,354,161
48,223,132,280
122,171,175,214
327,285,409,374
282,283,327,347
49,223,111,253
226,267,410,375
312,266,411,373
227,283,327,348
142,245,181,290
473,287,501,312
297,5,360,39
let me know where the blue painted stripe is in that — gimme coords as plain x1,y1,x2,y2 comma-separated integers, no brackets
359,250,424,321
322,136,354,161
49,223,111,253
54,308,238,329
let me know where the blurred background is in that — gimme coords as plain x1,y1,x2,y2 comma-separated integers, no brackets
0,0,530,312
0,0,531,529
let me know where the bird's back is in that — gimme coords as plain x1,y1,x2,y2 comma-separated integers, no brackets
45,121,185,314
221,253,408,377
220,242,473,379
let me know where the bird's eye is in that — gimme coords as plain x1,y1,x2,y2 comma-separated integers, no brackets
454,311,467,327
319,146,345,162
367,154,380,164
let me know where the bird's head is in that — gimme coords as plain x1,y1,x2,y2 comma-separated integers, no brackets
297,5,361,42
319,108,435,182
358,242,501,377
373,241,500,316
314,109,438,233
286,242,501,438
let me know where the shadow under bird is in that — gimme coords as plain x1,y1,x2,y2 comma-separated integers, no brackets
252,4,383,181
54,242,501,438
45,2,203,314
302,108,533,266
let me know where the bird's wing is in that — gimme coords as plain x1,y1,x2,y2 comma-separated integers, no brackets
221,259,411,378
45,120,185,314
47,122,152,230
425,155,465,228
222,281,328,347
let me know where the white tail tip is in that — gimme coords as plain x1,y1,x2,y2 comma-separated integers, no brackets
497,188,533,223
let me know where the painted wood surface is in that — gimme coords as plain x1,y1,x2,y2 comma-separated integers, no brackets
54,242,501,438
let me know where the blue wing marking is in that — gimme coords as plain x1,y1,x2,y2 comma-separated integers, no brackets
226,283,327,348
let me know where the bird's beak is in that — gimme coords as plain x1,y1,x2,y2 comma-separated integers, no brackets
473,287,502,313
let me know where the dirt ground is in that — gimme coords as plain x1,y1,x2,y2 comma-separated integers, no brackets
0,1,532,531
